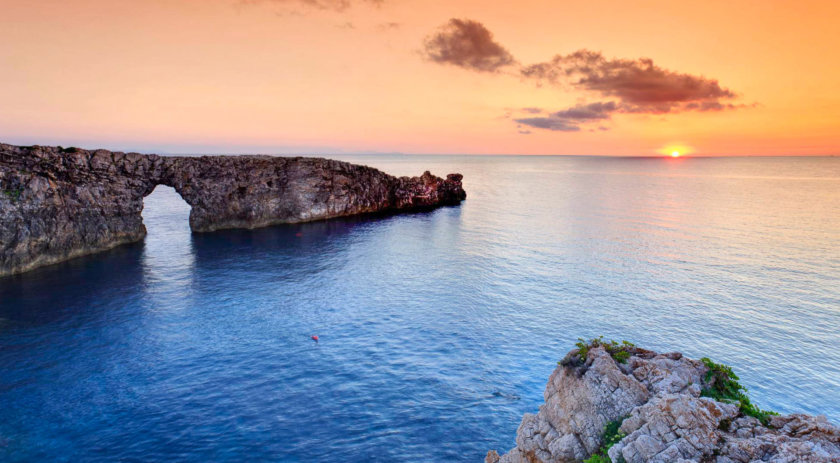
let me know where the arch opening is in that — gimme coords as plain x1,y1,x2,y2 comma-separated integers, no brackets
141,185,196,278
142,185,192,238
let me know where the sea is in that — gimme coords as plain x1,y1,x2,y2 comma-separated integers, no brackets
1,155,838,462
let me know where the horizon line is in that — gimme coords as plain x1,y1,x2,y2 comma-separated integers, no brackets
3,142,838,159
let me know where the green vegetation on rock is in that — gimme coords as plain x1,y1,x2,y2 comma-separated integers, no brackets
584,419,626,463
573,336,636,364
700,357,778,426
2,188,23,202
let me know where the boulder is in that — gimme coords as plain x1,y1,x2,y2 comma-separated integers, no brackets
489,345,840,463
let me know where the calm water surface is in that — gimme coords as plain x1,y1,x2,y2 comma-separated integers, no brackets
1,155,839,461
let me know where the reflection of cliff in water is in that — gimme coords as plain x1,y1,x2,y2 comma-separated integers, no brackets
190,213,406,284
0,205,459,329
0,243,147,327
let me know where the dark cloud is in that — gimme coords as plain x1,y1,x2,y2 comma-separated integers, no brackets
515,101,617,132
683,101,742,111
242,0,382,12
514,117,580,132
422,19,516,73
553,101,617,120
421,19,748,133
521,50,737,113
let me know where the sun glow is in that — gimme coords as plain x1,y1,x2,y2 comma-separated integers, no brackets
660,145,692,157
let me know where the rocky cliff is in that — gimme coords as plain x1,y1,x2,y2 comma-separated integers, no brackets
488,340,839,463
0,143,465,276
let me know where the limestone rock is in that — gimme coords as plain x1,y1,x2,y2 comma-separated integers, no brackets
490,345,840,463
0,143,466,276
608,395,739,462
715,414,840,463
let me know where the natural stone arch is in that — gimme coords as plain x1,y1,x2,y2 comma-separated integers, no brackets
0,144,466,276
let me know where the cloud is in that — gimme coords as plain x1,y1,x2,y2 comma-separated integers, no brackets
515,101,617,132
514,117,580,132
521,50,738,113
241,0,383,12
422,19,516,73
553,101,617,120
420,20,750,132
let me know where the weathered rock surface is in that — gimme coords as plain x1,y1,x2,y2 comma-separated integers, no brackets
0,143,465,276
488,346,840,463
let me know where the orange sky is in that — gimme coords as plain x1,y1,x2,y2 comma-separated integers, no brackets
1,0,839,156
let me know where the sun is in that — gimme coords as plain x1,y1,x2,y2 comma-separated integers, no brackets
660,145,691,157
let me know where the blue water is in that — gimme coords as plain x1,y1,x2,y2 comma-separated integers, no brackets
1,155,839,462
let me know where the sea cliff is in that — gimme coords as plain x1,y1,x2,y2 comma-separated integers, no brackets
0,143,466,276
488,339,839,463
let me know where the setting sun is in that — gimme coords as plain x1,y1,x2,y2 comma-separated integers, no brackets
660,145,692,157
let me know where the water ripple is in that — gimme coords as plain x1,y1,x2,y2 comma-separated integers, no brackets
0,156,839,462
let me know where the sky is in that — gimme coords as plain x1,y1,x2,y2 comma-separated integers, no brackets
1,0,839,156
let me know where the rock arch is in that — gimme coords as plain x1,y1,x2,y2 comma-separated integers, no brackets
0,144,465,276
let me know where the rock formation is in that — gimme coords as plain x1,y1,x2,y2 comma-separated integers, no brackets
487,343,840,463
0,143,466,276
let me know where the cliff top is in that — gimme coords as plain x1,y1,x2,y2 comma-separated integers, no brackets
489,338,840,463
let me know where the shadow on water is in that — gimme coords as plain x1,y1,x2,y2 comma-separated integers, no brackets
187,208,455,269
0,243,148,327
0,204,455,328
192,213,395,263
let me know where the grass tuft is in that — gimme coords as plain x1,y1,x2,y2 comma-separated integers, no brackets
700,357,778,426
584,419,626,463
571,336,636,364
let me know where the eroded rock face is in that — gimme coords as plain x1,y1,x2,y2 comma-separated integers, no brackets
488,346,840,463
0,143,466,276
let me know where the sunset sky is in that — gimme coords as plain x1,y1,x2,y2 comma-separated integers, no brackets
1,0,839,156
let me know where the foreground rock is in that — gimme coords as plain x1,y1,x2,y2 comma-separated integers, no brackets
487,343,839,463
0,143,465,276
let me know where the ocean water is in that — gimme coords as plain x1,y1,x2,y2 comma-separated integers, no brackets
1,155,839,462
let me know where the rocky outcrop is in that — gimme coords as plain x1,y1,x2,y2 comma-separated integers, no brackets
0,143,465,276
487,344,840,463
